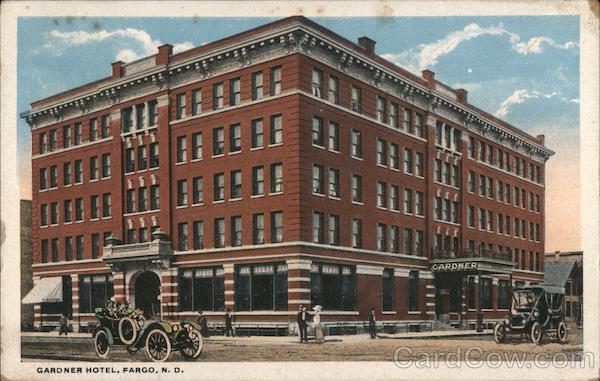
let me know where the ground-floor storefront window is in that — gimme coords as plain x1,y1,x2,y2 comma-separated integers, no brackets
408,271,419,311
481,278,492,309
179,267,225,312
382,269,394,311
41,276,73,317
79,274,113,313
496,280,510,309
235,263,287,311
310,263,355,311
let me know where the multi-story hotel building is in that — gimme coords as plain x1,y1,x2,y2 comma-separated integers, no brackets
22,16,553,333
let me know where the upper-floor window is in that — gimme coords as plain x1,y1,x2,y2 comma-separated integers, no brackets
328,215,340,246
214,173,224,201
415,152,424,177
404,148,413,174
252,166,264,196
213,82,224,110
376,223,387,251
177,136,187,163
39,168,47,190
328,168,340,198
252,119,263,149
191,89,202,116
312,164,324,195
135,104,145,130
351,129,362,158
270,114,282,145
74,122,82,145
253,214,264,245
137,146,147,171
214,218,225,248
377,181,387,208
351,174,362,203
312,68,323,97
270,66,282,96
125,148,135,173
252,72,263,100
351,85,361,113
230,78,241,106
230,123,241,153
150,184,160,210
178,222,188,251
50,202,58,225
126,189,135,213
49,129,57,151
149,142,159,168
403,109,411,133
63,162,71,186
176,93,186,119
39,132,48,154
192,133,202,160
90,119,98,142
351,219,362,248
390,143,399,170
49,165,58,188
328,75,339,104
271,211,283,243
390,103,399,129
312,116,324,147
102,153,111,178
230,170,242,199
148,100,158,126
376,96,386,123
101,114,111,138
312,212,324,243
328,122,339,152
376,139,387,166
414,114,423,137
63,126,72,148
121,107,133,133
177,179,188,206
270,163,283,193
213,127,224,156
102,193,111,217
231,216,243,246
138,187,148,212
193,176,203,204
75,197,84,221
74,159,83,183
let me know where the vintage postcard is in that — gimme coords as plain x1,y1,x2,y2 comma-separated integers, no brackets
1,1,598,380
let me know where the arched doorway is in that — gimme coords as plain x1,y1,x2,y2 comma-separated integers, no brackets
134,271,161,319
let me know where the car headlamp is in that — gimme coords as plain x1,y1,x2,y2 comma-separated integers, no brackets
187,324,194,332
172,324,179,332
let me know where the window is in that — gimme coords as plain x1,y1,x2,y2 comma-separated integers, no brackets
75,198,84,221
64,200,72,223
351,129,362,158
479,208,485,230
328,168,340,198
414,114,423,137
434,197,442,220
230,170,242,199
351,174,362,203
125,148,135,173
102,154,111,177
149,142,159,168
451,165,459,187
270,66,282,95
487,176,494,198
468,205,475,227
51,238,59,262
75,235,84,260
193,221,204,249
328,215,340,245
230,123,241,152
479,175,486,196
39,168,47,190
230,78,241,106
328,122,339,151
497,280,510,309
39,133,48,154
213,174,224,201
49,129,57,151
467,171,475,192
390,103,399,128
49,203,58,225
403,109,411,132
177,179,188,206
89,156,99,180
408,271,419,311
377,223,387,251
415,191,424,216
376,96,386,122
481,278,492,309
390,143,399,170
270,114,282,145
404,228,413,255
312,116,324,146
213,82,224,110
328,75,339,104
63,126,72,148
176,136,187,163
236,263,288,311
214,218,225,248
89,119,98,141
310,263,355,311
192,89,202,115
138,187,148,212
121,107,133,133
404,148,413,174
91,195,99,219
192,177,203,204
62,163,71,186
178,267,225,312
148,101,158,127
40,204,48,226
253,214,264,244
312,212,324,243
311,68,323,97
78,274,114,313
415,231,424,256
497,181,504,202
443,162,451,185
434,160,442,183
386,226,398,253
479,141,485,162
270,163,283,193
377,181,387,208
252,72,263,100
376,139,387,166
251,119,263,148
351,219,362,248
150,185,160,210
231,216,242,246
351,85,361,112
213,127,224,155
390,184,400,211
74,123,82,145
134,104,145,130
312,164,324,195
415,152,424,177
252,166,264,196
270,211,283,243
102,193,111,217
382,269,395,311
50,166,58,188
91,233,100,259
404,188,413,214
139,228,148,243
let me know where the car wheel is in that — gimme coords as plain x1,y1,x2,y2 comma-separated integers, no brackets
180,327,204,360
530,321,542,345
557,321,568,343
493,323,506,344
94,330,110,358
145,329,172,362
118,317,138,345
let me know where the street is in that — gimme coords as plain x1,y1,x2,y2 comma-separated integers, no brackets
22,328,583,362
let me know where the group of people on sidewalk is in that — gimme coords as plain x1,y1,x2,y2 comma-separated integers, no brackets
296,305,324,344
197,308,235,337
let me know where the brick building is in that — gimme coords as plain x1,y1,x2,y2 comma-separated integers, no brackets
21,16,552,333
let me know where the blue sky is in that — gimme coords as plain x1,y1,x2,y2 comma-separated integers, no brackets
16,16,580,251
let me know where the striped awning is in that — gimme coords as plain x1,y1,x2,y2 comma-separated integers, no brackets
22,277,63,304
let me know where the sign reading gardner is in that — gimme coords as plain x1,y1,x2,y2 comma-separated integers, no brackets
431,261,480,272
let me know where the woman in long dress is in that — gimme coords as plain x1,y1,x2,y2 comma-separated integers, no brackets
313,305,324,344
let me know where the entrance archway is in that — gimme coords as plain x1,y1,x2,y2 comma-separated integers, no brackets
134,271,161,319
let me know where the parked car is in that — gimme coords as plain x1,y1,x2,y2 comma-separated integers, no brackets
93,307,204,361
494,285,568,344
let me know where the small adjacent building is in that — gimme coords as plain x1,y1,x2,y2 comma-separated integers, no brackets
21,200,34,330
544,251,583,326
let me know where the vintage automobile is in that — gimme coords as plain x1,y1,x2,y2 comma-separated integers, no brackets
93,307,204,362
493,285,568,345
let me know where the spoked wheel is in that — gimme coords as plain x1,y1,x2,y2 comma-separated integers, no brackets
119,317,138,345
145,329,172,362
530,321,542,345
493,323,506,344
557,321,568,343
180,328,204,360
94,330,110,358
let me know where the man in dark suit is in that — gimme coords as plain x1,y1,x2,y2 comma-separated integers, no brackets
296,305,310,343
224,308,235,337
368,307,377,339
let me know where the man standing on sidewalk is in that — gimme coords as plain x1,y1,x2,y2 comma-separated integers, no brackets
224,308,235,337
368,307,376,339
58,313,69,336
296,305,310,343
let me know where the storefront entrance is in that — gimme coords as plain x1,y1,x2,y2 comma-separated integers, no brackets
434,273,462,323
134,271,161,319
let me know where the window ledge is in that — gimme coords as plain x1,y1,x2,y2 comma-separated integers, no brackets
64,222,73,225
268,143,283,148
329,149,340,154
212,154,225,159
328,196,341,201
101,176,112,180
268,192,284,196
352,201,364,205
213,200,225,204
176,205,188,209
192,202,204,207
101,216,112,220
250,146,264,152
251,194,264,199
90,218,99,222
351,156,364,161
382,311,397,315
407,311,422,315
90,179,99,183
175,161,187,166
229,150,242,156
191,158,203,163
313,193,326,198
230,198,243,202
312,144,326,150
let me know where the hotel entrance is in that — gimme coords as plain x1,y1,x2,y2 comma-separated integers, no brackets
133,271,161,319
434,273,463,323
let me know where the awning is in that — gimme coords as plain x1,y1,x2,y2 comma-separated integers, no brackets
22,277,63,304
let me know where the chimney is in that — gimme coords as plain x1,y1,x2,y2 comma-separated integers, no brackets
357,36,376,55
156,44,173,65
421,69,435,89
456,88,468,104
536,134,545,145
554,250,560,262
111,61,124,79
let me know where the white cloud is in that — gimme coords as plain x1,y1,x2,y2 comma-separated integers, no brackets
381,23,578,73
495,89,576,117
43,28,194,62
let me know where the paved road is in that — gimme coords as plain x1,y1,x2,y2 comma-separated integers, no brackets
22,328,583,362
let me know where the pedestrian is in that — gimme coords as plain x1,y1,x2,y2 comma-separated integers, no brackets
224,308,235,337
296,305,310,343
197,310,210,337
368,307,377,339
312,305,324,344
58,313,69,336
